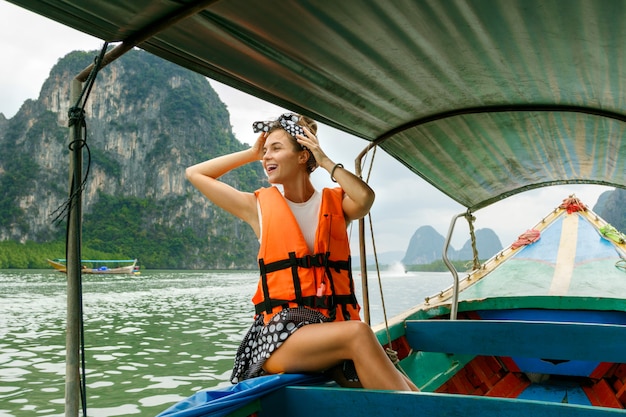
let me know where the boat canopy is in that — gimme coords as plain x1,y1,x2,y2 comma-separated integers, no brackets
8,0,626,210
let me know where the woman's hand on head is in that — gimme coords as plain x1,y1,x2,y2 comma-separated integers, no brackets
251,132,268,160
298,126,329,167
298,125,375,221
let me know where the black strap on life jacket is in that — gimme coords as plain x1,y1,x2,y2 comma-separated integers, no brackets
261,253,350,273
254,294,358,315
256,252,357,315
289,252,303,306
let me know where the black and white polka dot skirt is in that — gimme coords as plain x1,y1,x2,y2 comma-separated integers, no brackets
230,306,330,384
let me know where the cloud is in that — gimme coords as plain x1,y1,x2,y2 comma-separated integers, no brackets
0,3,104,118
0,2,613,258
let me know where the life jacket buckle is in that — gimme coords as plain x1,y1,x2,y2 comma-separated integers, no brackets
302,253,325,268
313,295,335,309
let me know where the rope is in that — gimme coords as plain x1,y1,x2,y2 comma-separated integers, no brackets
464,210,480,270
365,145,377,183
367,212,390,340
347,145,377,245
367,211,411,377
359,145,410,377
560,195,587,213
50,43,110,224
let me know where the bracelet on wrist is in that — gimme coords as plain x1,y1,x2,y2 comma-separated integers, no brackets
330,163,344,183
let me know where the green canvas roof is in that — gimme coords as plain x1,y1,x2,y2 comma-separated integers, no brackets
8,0,626,210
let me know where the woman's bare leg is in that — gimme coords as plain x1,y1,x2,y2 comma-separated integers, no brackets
324,364,363,388
262,320,414,391
403,374,420,391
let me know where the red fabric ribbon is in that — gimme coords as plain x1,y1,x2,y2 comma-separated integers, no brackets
511,229,541,249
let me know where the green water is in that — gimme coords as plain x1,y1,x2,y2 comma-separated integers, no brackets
0,269,449,416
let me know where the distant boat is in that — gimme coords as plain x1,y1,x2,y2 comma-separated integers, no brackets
47,258,140,275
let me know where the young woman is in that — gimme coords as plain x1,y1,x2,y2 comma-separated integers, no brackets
186,113,417,391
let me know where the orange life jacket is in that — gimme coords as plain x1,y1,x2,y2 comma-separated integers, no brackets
252,186,361,324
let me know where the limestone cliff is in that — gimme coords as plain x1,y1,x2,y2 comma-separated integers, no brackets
0,49,265,268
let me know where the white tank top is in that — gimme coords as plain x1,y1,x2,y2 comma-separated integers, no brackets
285,190,321,253
258,190,321,254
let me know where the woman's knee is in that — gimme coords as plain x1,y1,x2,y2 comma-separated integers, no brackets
343,320,378,346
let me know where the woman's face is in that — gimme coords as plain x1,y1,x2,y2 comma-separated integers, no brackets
262,129,304,183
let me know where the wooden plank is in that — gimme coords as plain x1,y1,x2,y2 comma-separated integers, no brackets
549,213,578,295
404,320,626,363
259,386,626,417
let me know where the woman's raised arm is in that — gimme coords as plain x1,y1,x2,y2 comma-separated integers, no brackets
296,127,375,222
185,133,267,236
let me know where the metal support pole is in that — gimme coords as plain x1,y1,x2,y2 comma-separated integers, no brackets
65,78,83,417
59,5,220,415
354,156,370,325
358,218,370,325
442,212,465,320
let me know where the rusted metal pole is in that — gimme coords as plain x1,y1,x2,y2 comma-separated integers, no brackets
65,3,222,414
65,78,83,417
64,3,220,415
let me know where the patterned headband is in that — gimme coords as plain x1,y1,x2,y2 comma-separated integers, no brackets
252,113,307,138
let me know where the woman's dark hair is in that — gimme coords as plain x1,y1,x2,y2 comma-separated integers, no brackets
298,116,318,173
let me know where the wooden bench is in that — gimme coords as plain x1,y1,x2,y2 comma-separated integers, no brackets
404,319,626,363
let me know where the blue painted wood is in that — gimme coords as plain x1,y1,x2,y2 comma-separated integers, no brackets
478,309,626,324
517,383,592,406
259,386,626,416
405,320,626,363
511,355,598,377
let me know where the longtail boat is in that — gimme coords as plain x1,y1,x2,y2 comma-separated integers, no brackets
6,1,626,415
47,258,140,275
158,195,626,416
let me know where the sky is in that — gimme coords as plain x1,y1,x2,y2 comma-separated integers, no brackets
0,1,614,259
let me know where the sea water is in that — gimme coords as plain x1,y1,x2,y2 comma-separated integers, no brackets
0,269,450,417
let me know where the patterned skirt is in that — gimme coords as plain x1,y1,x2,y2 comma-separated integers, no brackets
230,306,331,384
